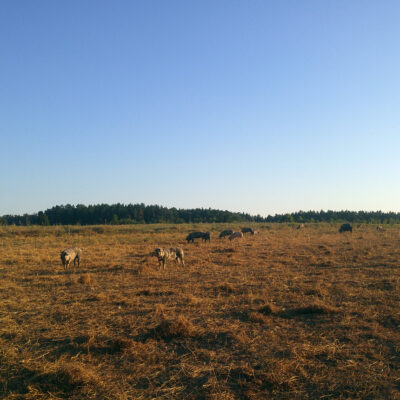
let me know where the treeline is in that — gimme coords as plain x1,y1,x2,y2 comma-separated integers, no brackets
265,210,400,224
0,204,261,226
1,204,400,226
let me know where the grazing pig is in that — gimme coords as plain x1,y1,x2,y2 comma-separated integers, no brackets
219,229,233,238
241,227,254,235
154,247,184,270
60,247,82,270
203,232,211,242
339,223,352,233
229,231,243,241
186,231,210,243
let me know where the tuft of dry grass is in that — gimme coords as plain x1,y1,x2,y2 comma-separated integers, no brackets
86,293,107,302
108,337,149,354
149,315,198,340
258,302,279,315
78,274,93,285
216,282,236,294
247,312,270,324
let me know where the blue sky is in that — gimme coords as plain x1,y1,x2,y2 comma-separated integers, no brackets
1,1,399,216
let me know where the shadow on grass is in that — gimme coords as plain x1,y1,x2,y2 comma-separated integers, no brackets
36,335,131,359
3,364,91,398
26,265,126,277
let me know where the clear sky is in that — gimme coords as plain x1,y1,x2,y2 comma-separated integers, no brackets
1,1,399,216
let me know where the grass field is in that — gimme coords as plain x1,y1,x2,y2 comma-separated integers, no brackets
0,223,399,399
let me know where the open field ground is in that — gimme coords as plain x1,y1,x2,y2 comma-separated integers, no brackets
0,223,399,399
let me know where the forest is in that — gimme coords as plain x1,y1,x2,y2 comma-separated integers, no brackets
1,203,400,225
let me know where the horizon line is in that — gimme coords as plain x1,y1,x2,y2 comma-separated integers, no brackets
2,202,400,219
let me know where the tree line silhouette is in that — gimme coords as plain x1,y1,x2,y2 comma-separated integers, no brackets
1,204,399,226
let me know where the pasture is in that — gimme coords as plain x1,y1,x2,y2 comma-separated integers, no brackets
0,224,399,399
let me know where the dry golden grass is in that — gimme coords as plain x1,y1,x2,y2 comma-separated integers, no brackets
0,223,399,399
